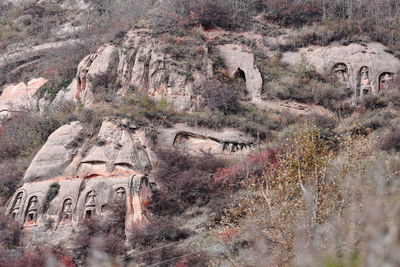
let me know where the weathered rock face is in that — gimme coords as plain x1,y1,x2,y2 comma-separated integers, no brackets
0,77,47,119
7,120,154,243
217,44,263,99
24,120,154,183
55,30,213,111
7,118,254,244
157,124,255,156
282,43,400,103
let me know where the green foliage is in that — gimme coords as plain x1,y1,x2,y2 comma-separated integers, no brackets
42,182,60,213
297,54,316,79
323,253,362,267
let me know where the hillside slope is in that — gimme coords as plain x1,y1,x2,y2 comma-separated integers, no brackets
1,1,400,266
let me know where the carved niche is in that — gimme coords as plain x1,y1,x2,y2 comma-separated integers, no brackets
25,196,38,225
60,198,73,224
379,72,394,92
332,63,349,84
359,66,371,96
10,192,23,220
115,187,126,202
84,191,96,219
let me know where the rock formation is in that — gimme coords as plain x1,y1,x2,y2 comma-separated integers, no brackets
217,44,263,99
6,120,154,243
0,77,47,119
55,30,213,111
282,42,400,103
157,123,255,155
6,118,254,243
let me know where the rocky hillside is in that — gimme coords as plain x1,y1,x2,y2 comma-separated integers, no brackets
1,1,400,266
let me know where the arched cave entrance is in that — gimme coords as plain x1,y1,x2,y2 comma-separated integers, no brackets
234,68,246,82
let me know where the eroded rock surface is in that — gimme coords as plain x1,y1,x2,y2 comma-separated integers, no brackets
55,30,212,111
217,44,263,99
0,77,47,119
8,119,154,243
8,117,255,244
282,43,400,102
157,124,255,156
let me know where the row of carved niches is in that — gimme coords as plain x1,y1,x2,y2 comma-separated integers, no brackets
332,63,395,97
9,187,127,228
9,193,39,227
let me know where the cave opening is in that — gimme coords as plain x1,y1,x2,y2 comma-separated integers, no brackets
85,210,92,219
234,68,246,82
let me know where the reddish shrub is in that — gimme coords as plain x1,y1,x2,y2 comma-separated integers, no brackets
0,113,61,160
214,149,278,187
150,150,225,214
263,0,322,26
0,159,26,199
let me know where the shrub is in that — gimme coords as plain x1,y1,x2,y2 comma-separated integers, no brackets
151,0,257,35
214,149,278,187
265,57,350,113
0,213,21,249
198,79,241,115
73,202,126,260
42,182,60,213
0,159,27,199
263,0,322,27
150,149,226,215
361,95,387,110
91,72,119,102
377,129,400,152
128,217,190,248
0,113,61,160
383,76,400,107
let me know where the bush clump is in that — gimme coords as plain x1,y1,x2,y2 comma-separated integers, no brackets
377,129,400,152
150,149,226,216
73,203,127,260
151,0,257,35
198,79,241,115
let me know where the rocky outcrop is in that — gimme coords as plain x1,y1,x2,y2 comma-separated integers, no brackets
24,120,153,183
282,43,400,103
8,117,254,244
8,119,154,243
72,43,120,106
0,39,82,77
0,77,47,119
157,123,255,155
217,44,263,99
55,30,212,111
